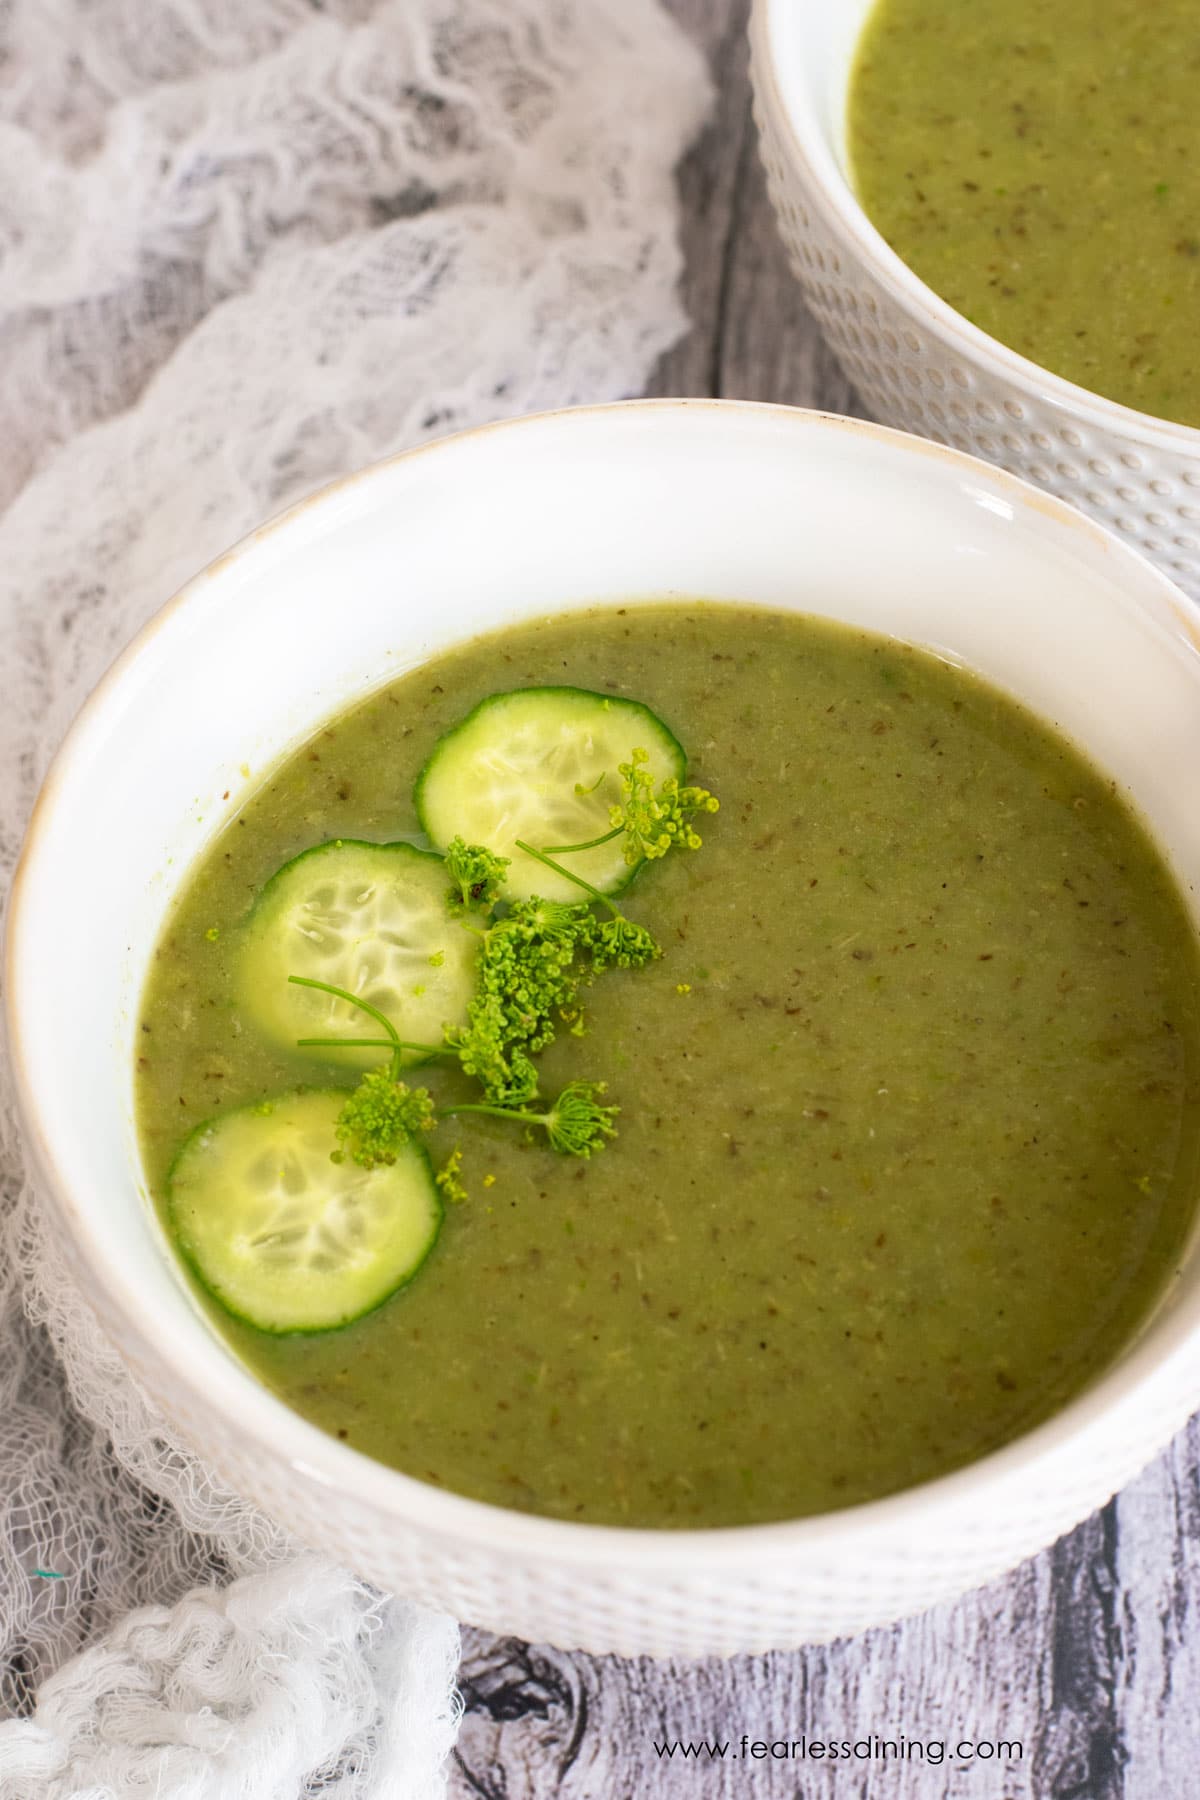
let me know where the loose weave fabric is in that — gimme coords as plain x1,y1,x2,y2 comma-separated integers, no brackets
0,2,710,1791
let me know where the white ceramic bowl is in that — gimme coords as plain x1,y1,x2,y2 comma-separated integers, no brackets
9,401,1200,1656
749,0,1200,602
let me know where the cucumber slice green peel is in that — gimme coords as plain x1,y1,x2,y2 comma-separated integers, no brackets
415,686,689,902
275,695,718,1173
169,687,718,1335
167,1090,442,1334
238,838,477,1071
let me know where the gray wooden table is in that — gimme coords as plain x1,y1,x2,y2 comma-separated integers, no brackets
450,5,1200,1796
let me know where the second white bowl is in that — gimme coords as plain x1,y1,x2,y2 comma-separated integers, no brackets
749,0,1200,601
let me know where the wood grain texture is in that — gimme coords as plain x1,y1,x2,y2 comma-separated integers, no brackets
451,4,1200,1794
644,0,865,415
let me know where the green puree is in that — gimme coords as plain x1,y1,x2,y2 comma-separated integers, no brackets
136,605,1200,1527
849,0,1200,427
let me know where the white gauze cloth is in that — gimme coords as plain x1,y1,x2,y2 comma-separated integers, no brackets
0,1,711,1792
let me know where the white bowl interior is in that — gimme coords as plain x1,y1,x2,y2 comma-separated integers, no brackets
11,401,1200,1565
769,0,876,183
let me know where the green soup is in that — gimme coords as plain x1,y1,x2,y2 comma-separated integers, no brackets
136,604,1200,1526
849,0,1200,426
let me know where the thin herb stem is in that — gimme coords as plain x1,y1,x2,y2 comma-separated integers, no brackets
438,1101,547,1127
289,976,399,1041
288,975,445,1071
540,824,623,855
296,1036,447,1054
514,839,621,915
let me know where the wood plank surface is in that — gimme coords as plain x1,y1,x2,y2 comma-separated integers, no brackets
452,4,1200,1796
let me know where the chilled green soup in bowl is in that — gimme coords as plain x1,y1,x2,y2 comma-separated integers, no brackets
137,598,1200,1529
14,403,1200,1650
848,0,1200,428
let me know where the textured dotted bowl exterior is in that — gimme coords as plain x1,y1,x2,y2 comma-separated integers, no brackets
63,1231,1200,1656
749,0,1200,603
63,1238,1200,1656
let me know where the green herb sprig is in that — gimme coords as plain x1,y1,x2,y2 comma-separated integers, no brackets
288,749,718,1177
290,976,617,1170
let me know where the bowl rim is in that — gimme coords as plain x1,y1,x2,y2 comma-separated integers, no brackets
8,395,1200,1573
756,0,1200,458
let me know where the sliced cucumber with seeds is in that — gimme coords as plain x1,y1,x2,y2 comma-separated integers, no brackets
168,1091,441,1333
239,839,475,1068
415,686,685,902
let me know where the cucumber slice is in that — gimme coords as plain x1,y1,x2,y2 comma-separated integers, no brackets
415,686,686,902
167,1090,441,1333
239,839,475,1067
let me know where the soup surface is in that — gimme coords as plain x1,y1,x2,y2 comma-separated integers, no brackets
849,0,1200,427
137,604,1200,1526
